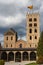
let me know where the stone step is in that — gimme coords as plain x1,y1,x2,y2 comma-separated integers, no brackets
5,61,36,65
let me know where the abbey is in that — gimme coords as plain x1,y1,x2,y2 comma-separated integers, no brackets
0,12,40,62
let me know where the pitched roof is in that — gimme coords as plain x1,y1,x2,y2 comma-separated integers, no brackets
16,39,27,44
4,28,17,35
9,28,16,33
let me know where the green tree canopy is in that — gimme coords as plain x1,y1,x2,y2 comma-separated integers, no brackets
37,31,43,56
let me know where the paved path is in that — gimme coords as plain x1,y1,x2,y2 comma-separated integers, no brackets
5,61,36,65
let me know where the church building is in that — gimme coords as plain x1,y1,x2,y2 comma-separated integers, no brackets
0,9,40,62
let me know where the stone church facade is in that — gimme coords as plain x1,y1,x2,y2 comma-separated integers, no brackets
0,12,40,62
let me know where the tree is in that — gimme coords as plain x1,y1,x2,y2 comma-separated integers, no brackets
0,60,5,65
37,31,43,64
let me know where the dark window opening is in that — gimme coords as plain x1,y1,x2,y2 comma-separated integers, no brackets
30,36,32,40
29,24,32,27
35,45,37,47
1,52,7,61
30,52,36,61
34,29,37,33
19,44,22,48
35,36,37,39
23,52,29,61
11,44,12,47
6,44,8,47
29,29,32,33
30,45,31,47
11,37,13,40
8,52,14,61
6,37,8,40
34,23,37,27
29,18,32,22
15,52,21,62
34,18,37,21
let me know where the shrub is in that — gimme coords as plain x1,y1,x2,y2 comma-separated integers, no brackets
26,62,37,65
37,56,43,64
0,60,5,65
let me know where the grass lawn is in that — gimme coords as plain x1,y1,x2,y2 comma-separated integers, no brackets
26,63,38,65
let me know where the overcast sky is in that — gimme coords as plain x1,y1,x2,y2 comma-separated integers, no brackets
0,0,43,45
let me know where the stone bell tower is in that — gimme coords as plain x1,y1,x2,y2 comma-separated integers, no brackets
26,12,40,48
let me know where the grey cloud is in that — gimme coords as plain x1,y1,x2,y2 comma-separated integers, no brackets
0,3,18,16
0,4,28,17
0,0,41,17
0,2,26,16
0,0,43,43
0,18,26,37
11,19,26,36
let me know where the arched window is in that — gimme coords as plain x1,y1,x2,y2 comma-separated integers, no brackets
34,29,37,33
1,52,7,61
8,52,14,61
19,44,22,48
11,36,13,40
35,36,37,39
11,44,12,47
34,23,37,27
30,52,36,61
29,29,32,33
29,18,32,22
23,52,29,61
34,18,37,21
30,44,31,47
29,24,32,27
6,37,8,40
15,52,21,62
30,36,32,40
35,45,37,47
